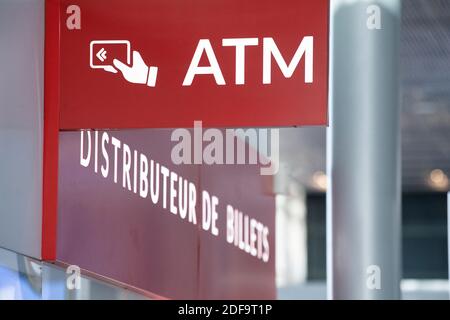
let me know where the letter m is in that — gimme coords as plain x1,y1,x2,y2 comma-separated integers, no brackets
263,36,313,84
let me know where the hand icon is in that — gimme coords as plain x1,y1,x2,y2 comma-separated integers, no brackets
112,51,158,87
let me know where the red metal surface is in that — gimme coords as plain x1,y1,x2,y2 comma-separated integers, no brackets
198,164,275,299
57,130,200,299
56,129,276,299
42,0,60,261
42,0,326,295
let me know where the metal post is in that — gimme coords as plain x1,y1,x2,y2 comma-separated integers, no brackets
327,0,401,299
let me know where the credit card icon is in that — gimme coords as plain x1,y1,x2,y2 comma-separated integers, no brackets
90,40,130,71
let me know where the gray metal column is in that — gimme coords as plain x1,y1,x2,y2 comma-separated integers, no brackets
327,0,401,299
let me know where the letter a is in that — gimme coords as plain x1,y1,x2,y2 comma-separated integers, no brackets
366,5,381,30
66,5,81,30
183,39,225,86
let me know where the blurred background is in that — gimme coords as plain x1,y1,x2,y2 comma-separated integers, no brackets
276,0,449,299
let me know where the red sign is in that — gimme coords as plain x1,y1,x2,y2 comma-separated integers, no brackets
57,130,275,299
40,0,327,295
57,0,329,129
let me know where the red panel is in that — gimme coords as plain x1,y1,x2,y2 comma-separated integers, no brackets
198,163,275,299
42,0,60,261
57,130,201,299
58,0,329,129
56,129,276,299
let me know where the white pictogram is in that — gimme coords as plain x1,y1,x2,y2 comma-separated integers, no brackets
89,40,158,87
96,48,107,62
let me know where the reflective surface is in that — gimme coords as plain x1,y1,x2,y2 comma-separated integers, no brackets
0,247,149,300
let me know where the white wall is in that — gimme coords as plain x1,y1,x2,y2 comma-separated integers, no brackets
0,0,45,259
